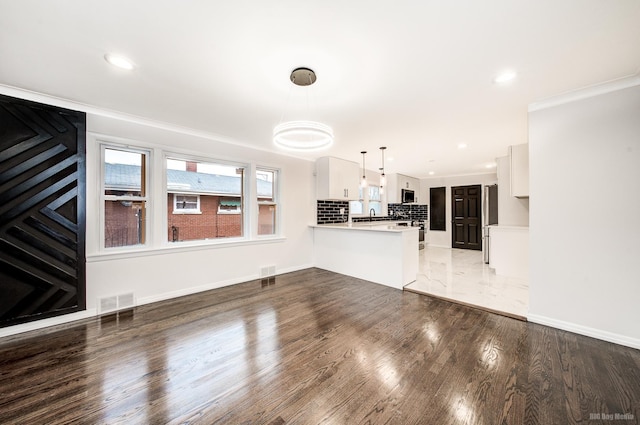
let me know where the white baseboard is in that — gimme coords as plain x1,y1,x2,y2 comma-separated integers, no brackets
278,263,315,275
137,273,260,306
0,309,97,339
0,264,315,340
137,263,314,306
528,314,640,350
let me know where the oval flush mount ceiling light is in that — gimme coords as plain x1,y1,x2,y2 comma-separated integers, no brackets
104,53,135,70
494,70,517,84
273,67,334,151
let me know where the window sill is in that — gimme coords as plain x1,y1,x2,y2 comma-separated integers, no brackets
87,236,286,263
172,210,202,215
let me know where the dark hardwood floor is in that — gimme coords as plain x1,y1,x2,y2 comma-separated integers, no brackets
0,268,639,424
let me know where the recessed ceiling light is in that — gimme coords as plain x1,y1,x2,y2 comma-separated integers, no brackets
387,157,395,162
457,143,468,150
428,171,435,175
494,70,517,84
486,163,497,169
104,53,135,70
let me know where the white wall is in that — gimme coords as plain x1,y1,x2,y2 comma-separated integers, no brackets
419,173,497,247
528,79,640,348
0,87,315,337
496,156,529,226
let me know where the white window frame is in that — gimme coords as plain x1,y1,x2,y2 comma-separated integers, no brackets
256,167,280,237
368,185,382,215
100,144,151,250
350,184,382,217
349,186,366,216
90,136,288,259
172,193,201,214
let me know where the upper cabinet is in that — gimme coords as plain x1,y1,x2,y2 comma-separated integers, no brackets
509,144,529,198
386,173,420,203
316,157,360,200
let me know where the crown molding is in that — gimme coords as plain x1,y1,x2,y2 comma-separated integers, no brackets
528,74,640,112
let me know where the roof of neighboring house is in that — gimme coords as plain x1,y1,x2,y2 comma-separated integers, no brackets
105,163,273,197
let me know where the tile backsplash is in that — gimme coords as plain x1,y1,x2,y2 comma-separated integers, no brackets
317,201,428,224
387,203,428,221
317,200,349,224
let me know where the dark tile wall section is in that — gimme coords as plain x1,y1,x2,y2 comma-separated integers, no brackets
317,201,428,224
350,203,429,223
387,203,428,221
317,200,349,224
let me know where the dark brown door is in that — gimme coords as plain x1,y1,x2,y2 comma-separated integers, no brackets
451,185,482,250
0,94,86,327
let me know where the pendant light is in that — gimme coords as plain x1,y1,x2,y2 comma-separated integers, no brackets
273,67,334,151
360,151,368,188
379,146,387,194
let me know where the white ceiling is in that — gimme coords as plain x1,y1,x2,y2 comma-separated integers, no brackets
1,0,639,177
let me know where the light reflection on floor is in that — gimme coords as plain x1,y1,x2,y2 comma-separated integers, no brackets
404,246,528,318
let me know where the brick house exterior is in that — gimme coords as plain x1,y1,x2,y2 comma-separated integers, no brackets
167,194,242,241
104,200,144,248
105,162,273,247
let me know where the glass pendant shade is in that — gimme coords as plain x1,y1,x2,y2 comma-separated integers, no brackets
379,147,387,193
360,151,368,188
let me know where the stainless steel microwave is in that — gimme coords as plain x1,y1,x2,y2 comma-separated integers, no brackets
401,189,415,203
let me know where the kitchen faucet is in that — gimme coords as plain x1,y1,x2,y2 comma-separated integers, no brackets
369,208,376,222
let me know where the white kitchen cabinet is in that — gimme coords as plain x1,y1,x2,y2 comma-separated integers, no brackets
509,144,529,198
316,156,360,200
488,225,529,279
386,173,420,203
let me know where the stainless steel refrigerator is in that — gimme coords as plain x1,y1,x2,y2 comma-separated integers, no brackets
483,184,498,264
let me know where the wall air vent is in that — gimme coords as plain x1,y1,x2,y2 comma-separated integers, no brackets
260,265,276,278
98,293,136,315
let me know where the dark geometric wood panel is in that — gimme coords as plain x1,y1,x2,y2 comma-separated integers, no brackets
0,94,86,327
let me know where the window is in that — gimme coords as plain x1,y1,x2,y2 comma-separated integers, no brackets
257,168,278,235
349,187,364,215
349,200,363,215
350,186,382,216
369,185,382,215
99,144,282,251
102,147,148,248
166,157,245,242
173,194,200,213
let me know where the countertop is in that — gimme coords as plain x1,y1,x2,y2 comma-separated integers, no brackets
311,221,419,233
487,225,530,230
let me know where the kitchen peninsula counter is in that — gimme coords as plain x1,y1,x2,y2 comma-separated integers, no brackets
311,223,419,290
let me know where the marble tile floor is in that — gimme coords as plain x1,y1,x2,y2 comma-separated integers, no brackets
404,245,529,319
